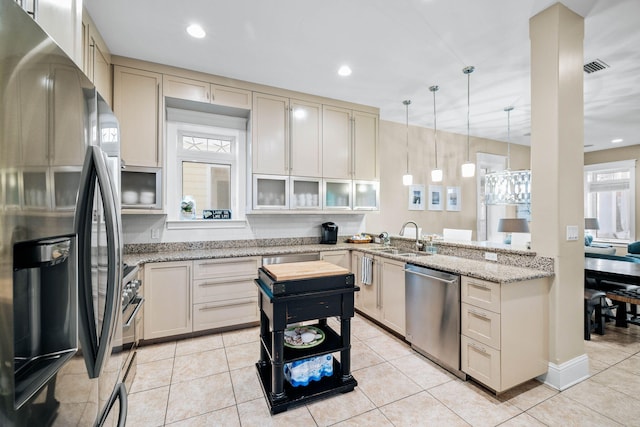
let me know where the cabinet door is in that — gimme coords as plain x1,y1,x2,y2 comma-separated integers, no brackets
351,252,379,319
353,111,378,180
91,40,112,106
380,257,406,334
211,85,251,109
252,93,288,175
143,261,192,339
290,99,322,177
34,0,82,64
51,64,85,166
163,74,210,103
322,105,351,179
114,66,162,167
320,250,350,270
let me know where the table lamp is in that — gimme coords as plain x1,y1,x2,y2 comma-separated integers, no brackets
497,218,530,245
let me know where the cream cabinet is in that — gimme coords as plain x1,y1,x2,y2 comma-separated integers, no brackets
351,252,405,334
20,0,82,65
192,257,260,331
163,74,251,109
82,10,112,105
322,106,378,181
251,93,322,177
351,251,380,319
113,66,162,167
460,276,549,393
379,257,405,334
143,261,192,340
320,250,351,270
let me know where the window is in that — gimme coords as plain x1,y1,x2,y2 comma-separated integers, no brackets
584,160,636,243
166,108,247,224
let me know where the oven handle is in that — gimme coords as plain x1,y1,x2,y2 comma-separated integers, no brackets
124,297,145,328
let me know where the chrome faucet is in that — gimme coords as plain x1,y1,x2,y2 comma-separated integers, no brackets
399,221,423,251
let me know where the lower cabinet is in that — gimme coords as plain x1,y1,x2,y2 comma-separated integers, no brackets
143,261,192,340
143,257,261,340
460,276,549,392
192,257,260,331
320,250,351,270
351,251,406,335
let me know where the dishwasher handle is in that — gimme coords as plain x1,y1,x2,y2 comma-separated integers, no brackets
403,268,458,284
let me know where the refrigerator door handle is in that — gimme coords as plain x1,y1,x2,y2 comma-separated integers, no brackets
74,145,122,378
97,382,128,427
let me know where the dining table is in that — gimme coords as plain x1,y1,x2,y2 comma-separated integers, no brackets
584,257,640,327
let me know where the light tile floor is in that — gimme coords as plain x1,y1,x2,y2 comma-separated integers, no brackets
126,315,640,426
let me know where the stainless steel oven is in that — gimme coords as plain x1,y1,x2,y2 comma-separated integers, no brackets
121,264,143,391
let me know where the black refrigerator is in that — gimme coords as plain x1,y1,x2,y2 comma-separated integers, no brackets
0,0,127,425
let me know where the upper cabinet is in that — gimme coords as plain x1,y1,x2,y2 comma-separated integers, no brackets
322,107,378,181
81,9,112,106
251,93,322,178
163,74,251,110
113,66,162,168
18,0,83,66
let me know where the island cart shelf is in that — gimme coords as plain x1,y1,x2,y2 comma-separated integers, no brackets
255,260,359,414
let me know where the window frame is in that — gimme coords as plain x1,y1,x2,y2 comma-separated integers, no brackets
584,160,636,244
165,108,247,228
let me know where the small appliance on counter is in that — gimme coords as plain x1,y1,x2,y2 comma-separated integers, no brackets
320,222,338,244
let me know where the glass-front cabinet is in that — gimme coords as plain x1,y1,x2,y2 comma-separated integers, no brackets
253,174,289,210
324,179,352,210
290,177,322,210
353,181,379,210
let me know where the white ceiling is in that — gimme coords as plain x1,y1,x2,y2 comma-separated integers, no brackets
84,0,640,152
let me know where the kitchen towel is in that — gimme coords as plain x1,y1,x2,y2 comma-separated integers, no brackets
361,256,373,285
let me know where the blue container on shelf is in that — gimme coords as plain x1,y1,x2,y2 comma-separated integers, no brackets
284,355,333,387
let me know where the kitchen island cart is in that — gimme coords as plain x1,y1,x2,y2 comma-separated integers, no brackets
255,260,358,414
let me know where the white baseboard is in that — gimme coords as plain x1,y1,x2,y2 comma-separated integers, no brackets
537,353,590,391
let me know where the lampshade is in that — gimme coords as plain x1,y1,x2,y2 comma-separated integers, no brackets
497,218,530,233
431,168,443,182
461,161,476,178
402,174,413,186
585,218,600,230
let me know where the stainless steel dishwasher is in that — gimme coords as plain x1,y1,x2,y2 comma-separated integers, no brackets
404,264,465,378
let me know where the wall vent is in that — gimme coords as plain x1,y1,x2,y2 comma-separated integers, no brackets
584,59,609,74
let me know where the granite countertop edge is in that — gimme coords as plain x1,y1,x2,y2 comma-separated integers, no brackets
124,243,553,284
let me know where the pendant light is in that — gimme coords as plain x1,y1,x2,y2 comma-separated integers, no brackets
402,100,413,185
484,106,532,205
461,66,476,178
429,85,443,182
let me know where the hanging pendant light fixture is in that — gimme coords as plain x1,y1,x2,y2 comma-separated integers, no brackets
430,85,443,182
484,106,532,205
402,100,413,185
461,66,476,178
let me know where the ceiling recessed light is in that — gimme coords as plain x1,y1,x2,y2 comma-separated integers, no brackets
187,24,206,39
338,65,352,77
611,138,623,143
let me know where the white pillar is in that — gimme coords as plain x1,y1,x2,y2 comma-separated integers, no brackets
530,3,587,390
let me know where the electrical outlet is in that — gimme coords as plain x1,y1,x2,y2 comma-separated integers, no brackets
151,228,160,239
566,225,579,241
484,252,498,261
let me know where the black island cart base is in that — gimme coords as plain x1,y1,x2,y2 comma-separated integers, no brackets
254,260,359,414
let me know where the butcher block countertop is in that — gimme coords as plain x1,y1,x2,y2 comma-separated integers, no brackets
263,260,350,281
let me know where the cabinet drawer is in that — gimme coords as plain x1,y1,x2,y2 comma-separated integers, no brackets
461,276,501,313
193,278,257,304
461,335,500,391
193,297,259,331
461,303,501,349
193,257,260,280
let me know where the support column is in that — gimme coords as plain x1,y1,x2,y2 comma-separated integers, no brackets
530,3,587,390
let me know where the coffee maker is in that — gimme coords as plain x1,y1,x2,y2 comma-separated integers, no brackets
320,222,338,244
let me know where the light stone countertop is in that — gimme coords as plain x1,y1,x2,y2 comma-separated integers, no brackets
124,242,553,284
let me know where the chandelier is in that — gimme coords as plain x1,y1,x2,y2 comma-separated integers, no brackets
485,107,531,205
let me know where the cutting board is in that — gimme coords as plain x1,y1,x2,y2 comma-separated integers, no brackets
263,260,350,282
